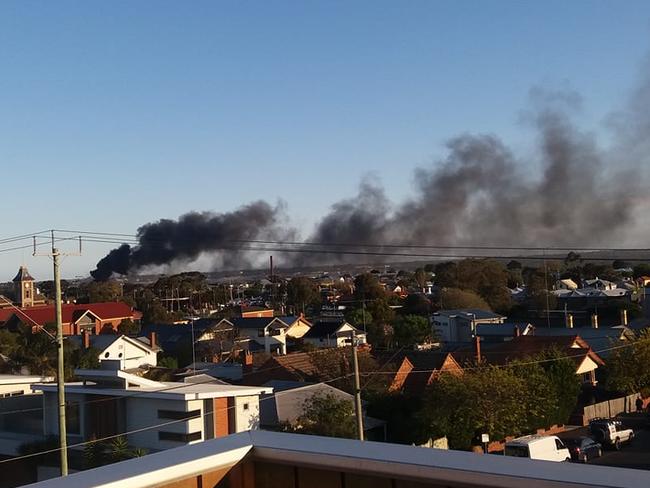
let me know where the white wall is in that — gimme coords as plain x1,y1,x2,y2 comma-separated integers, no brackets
233,395,260,432
101,339,157,369
0,383,38,396
125,397,205,451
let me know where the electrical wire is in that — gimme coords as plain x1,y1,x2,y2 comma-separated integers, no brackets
0,371,354,466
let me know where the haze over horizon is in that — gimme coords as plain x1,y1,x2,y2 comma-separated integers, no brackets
3,1,650,279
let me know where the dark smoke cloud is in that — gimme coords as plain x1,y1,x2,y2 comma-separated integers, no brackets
91,201,295,280
308,90,643,253
93,86,649,278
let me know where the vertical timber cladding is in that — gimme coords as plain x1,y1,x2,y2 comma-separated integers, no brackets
213,397,236,437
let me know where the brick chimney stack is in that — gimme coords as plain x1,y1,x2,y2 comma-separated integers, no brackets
149,332,157,349
82,329,90,349
474,335,481,363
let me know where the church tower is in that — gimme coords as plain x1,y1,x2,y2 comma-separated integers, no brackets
13,265,36,308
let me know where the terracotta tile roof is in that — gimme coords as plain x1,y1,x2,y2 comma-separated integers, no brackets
7,302,139,327
451,335,605,368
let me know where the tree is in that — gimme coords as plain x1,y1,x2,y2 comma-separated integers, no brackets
542,348,581,425
419,365,527,449
353,273,386,301
85,280,123,303
433,259,511,312
612,260,630,270
281,392,357,439
83,436,147,469
117,318,140,336
345,308,373,332
393,315,432,347
438,288,491,311
401,293,432,316
605,331,650,395
413,268,428,291
564,252,582,269
286,277,321,314
633,263,650,280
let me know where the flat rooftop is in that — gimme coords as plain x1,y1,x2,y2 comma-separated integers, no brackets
22,430,650,488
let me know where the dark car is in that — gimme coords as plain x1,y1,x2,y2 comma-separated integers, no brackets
565,437,603,463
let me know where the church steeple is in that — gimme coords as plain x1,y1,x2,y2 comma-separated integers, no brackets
13,265,36,307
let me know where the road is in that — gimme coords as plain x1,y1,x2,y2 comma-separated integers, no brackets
557,414,650,470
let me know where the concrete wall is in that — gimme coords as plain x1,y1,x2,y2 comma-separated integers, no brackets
125,397,205,451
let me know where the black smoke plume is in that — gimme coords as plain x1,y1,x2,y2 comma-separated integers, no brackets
91,201,294,280
93,85,649,278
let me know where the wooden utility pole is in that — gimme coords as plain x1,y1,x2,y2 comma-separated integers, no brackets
52,247,68,476
350,331,364,441
34,232,82,477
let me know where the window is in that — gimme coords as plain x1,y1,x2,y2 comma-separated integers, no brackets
104,352,110,358
555,439,566,450
242,403,249,411
158,409,201,420
158,431,202,442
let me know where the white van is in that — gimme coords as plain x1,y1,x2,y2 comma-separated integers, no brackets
504,435,571,462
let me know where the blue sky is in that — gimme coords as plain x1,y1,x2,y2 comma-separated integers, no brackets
1,0,649,279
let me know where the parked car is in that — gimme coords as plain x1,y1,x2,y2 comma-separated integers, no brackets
504,435,571,462
564,436,603,463
589,418,634,450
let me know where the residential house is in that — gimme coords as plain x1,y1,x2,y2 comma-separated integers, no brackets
276,315,312,339
231,317,289,355
140,319,235,362
259,380,385,440
389,352,462,395
67,331,159,369
583,278,617,291
301,319,367,348
454,335,605,385
22,430,650,488
4,302,141,335
240,307,274,318
432,309,506,343
241,347,370,387
241,352,321,386
33,368,272,453
555,278,578,290
474,323,534,343
532,326,635,359
0,374,52,397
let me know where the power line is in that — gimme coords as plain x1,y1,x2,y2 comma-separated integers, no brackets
47,235,650,263
0,371,353,466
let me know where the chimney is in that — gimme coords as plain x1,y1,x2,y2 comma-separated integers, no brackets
243,351,254,374
474,336,481,363
82,329,90,349
149,331,157,349
567,314,574,329
591,314,599,329
514,326,521,337
620,309,628,326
